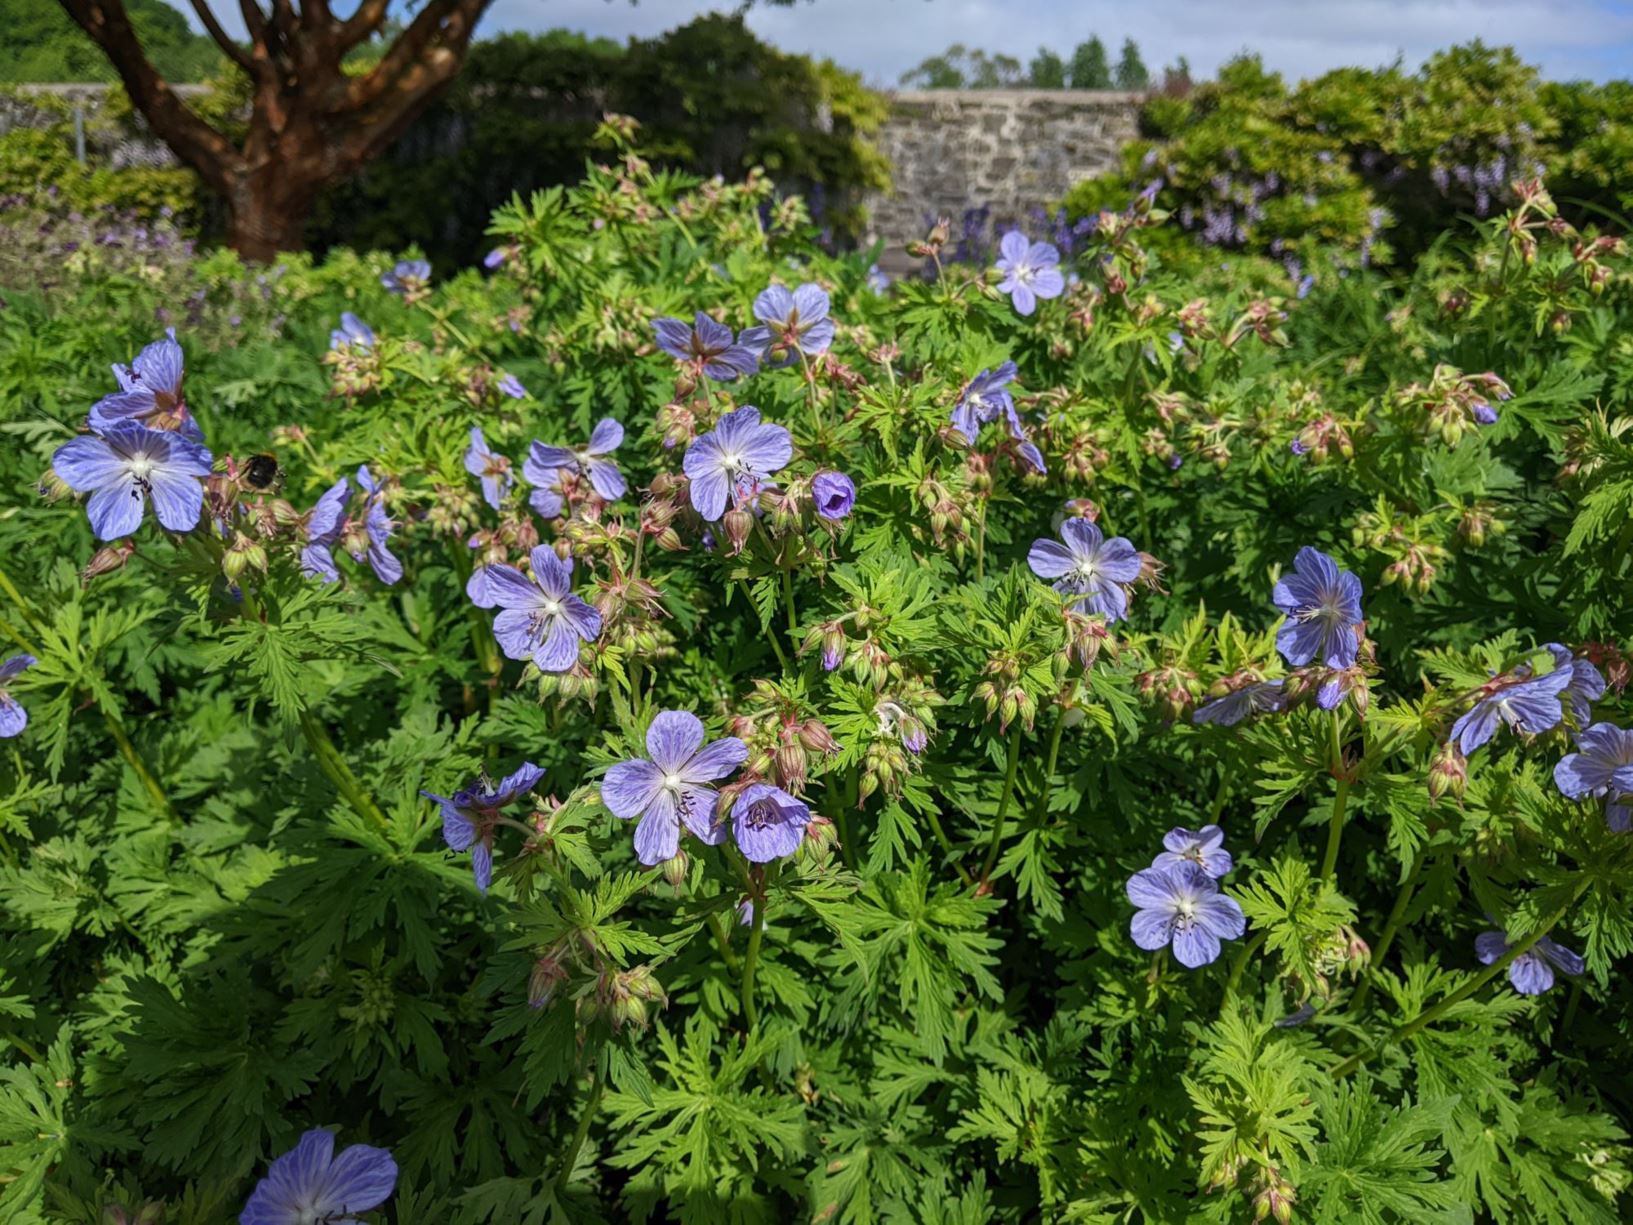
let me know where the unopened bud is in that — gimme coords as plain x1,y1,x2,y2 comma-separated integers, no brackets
660,850,689,889
1428,742,1467,802
798,718,842,755
528,954,569,1010
723,508,754,555
80,539,135,585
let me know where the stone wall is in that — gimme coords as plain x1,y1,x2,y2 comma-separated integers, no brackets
865,90,1141,267
3,84,206,168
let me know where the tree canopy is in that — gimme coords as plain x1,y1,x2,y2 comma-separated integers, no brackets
0,0,220,81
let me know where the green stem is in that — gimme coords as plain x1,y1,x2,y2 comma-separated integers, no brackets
0,613,41,660
781,569,798,648
741,881,769,1031
102,708,176,822
926,805,973,887
0,1027,43,1063
706,910,740,973
1352,849,1427,1011
1318,712,1351,882
1206,761,1233,826
0,566,47,641
299,709,390,831
1560,980,1583,1036
1224,930,1268,998
1332,878,1589,1078
973,497,989,582
552,1065,605,1194
977,727,1023,887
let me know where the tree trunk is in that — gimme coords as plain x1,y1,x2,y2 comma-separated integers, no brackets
224,164,322,261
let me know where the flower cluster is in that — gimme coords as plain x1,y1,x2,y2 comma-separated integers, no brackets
1126,825,1245,968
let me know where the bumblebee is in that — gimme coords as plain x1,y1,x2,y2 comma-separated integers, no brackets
240,452,285,492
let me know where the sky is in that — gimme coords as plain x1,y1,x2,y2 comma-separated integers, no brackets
466,0,1633,85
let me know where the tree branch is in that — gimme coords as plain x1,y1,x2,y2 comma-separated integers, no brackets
336,0,388,51
55,0,240,188
343,0,489,112
186,0,253,72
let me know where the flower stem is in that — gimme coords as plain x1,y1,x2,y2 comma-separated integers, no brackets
1332,878,1589,1078
706,909,741,973
552,1064,604,1194
926,805,973,887
1318,711,1351,882
1224,930,1268,998
740,875,769,1031
973,497,989,582
1351,849,1427,1011
298,709,390,832
102,707,176,822
781,568,798,650
977,726,1023,888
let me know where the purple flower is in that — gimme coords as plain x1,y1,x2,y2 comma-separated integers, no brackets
682,406,792,521
652,313,760,382
1472,401,1498,425
1193,679,1288,727
497,373,527,400
1272,547,1364,669
1448,665,1571,756
1547,643,1605,725
811,471,855,520
301,468,403,585
1154,825,1232,878
0,654,35,738
994,231,1066,316
1126,862,1246,968
240,1127,397,1225
950,363,1018,444
90,329,198,439
525,463,570,520
52,420,212,541
866,264,890,293
381,258,431,296
470,545,601,673
1554,722,1633,811
1027,518,1142,622
329,312,374,352
601,710,748,865
740,283,835,367
420,762,543,892
483,246,507,270
527,418,626,503
1475,929,1584,995
464,427,513,510
731,782,811,862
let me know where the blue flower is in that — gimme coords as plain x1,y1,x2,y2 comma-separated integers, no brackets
381,258,431,296
329,312,375,352
52,420,212,541
1126,862,1245,968
811,470,855,520
731,783,811,862
1193,679,1288,726
469,546,601,674
90,329,199,439
300,467,402,585
1554,722,1633,831
1475,929,1584,995
652,313,759,382
866,264,890,293
1448,664,1571,756
464,427,513,510
1027,518,1142,622
240,1128,396,1225
527,418,626,503
1154,825,1232,878
497,373,527,400
740,283,835,367
1271,546,1364,669
950,363,1017,444
420,762,544,892
682,406,792,521
0,654,35,738
1547,643,1605,725
601,710,748,865
994,231,1065,316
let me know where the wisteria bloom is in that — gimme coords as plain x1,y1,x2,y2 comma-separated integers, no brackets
1475,929,1584,995
1547,643,1605,725
811,471,855,520
740,283,835,366
381,258,431,296
1448,664,1571,756
420,762,543,892
329,312,375,352
1553,722,1633,830
0,654,35,738
526,418,627,503
602,710,748,865
240,1128,397,1225
652,313,759,381
1272,547,1364,669
90,329,199,439
464,427,513,510
950,362,1017,444
1193,679,1288,727
52,420,212,540
731,783,811,862
994,231,1066,316
301,468,403,585
1126,862,1246,968
1027,518,1142,622
469,546,601,673
1153,825,1232,878
497,373,527,400
683,406,792,521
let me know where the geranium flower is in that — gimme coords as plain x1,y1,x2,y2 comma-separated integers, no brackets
682,406,792,521
527,418,626,503
1153,825,1232,878
740,283,835,366
1475,929,1584,995
52,420,212,540
471,546,600,673
602,710,748,865
811,471,855,520
652,313,759,382
1449,665,1571,756
1126,862,1245,968
329,312,375,351
464,427,513,510
90,328,199,438
301,467,402,585
731,783,811,862
420,762,544,892
1027,518,1142,622
995,231,1065,316
0,654,36,738
240,1128,396,1225
1272,547,1364,669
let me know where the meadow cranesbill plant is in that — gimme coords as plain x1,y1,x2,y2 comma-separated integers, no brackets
1475,929,1586,995
602,710,748,864
464,427,514,510
1154,825,1233,877
420,762,544,891
740,283,835,366
1448,658,1572,755
380,257,431,299
300,469,403,584
0,654,34,737
1126,861,1246,967
1027,517,1143,621
52,420,212,539
682,405,793,520
730,783,811,862
810,470,855,520
527,418,627,502
652,313,760,382
89,328,198,438
328,311,375,351
994,230,1066,315
1271,546,1364,668
240,1128,397,1225
468,546,600,673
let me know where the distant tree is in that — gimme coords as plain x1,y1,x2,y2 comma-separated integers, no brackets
901,44,1023,90
1162,54,1194,95
1069,36,1111,89
1114,37,1150,90
971,51,1022,88
0,0,220,82
1027,47,1066,89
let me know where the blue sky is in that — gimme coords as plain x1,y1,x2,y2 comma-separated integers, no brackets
177,0,1633,83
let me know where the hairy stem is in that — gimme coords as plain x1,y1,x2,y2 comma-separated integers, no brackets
740,880,769,1031
299,709,391,831
102,708,177,822
1352,849,1428,1011
1332,879,1589,1078
1318,711,1351,882
978,726,1024,887
552,1064,604,1194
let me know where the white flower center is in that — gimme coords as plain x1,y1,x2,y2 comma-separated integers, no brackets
542,599,562,617
128,455,155,481
663,772,684,789
1073,559,1100,584
721,451,744,472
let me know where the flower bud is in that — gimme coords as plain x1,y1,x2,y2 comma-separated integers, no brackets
722,508,754,556
80,539,135,586
222,532,268,582
774,741,808,791
797,718,842,755
660,850,689,889
529,953,569,1010
1428,742,1467,803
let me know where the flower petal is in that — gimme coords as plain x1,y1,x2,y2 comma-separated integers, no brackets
602,758,664,819
146,469,204,532
52,434,123,490
319,1142,398,1215
681,735,748,783
86,479,145,540
632,797,679,865
1170,925,1223,968
1129,907,1174,951
533,616,581,673
647,710,705,773
1027,538,1075,580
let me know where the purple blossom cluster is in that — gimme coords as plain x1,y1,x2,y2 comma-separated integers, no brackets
1126,824,1244,968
